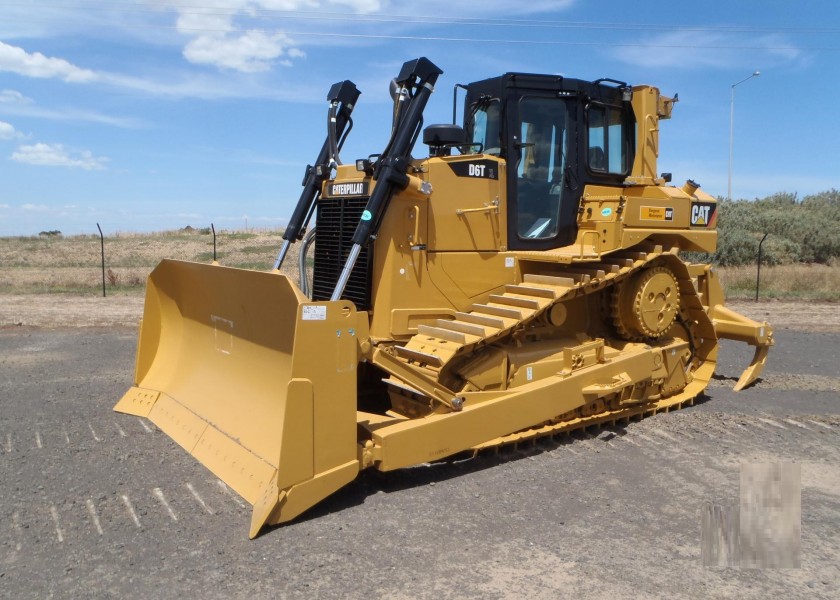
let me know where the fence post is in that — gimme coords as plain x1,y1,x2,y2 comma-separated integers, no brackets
755,233,768,302
96,223,106,298
211,223,217,262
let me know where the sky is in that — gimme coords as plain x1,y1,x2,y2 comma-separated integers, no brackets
1,0,838,236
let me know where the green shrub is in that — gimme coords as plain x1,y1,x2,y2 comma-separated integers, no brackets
713,189,840,266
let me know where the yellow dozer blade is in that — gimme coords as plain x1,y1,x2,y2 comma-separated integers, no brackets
115,259,361,537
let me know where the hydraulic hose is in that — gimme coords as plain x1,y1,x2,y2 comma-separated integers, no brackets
298,227,316,298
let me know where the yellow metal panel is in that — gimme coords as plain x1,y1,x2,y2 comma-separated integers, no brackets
630,85,660,182
426,156,506,252
275,378,314,490
288,304,359,475
435,252,515,299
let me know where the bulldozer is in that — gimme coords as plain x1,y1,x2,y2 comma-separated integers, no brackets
115,57,773,538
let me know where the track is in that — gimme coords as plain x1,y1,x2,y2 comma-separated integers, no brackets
385,244,720,449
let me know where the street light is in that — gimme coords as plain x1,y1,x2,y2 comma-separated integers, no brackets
728,70,760,201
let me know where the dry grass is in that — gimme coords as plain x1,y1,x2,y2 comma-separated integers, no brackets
1,230,838,301
716,263,840,301
0,229,303,295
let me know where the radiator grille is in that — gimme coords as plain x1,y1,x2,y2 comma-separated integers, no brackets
312,196,373,310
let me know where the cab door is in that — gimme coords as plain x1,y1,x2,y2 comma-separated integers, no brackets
507,95,578,250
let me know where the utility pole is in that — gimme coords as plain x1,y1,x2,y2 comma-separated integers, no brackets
728,71,760,200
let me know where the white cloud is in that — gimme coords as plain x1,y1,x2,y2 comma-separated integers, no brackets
168,0,577,73
0,1,580,97
11,143,109,170
0,39,313,100
0,89,32,104
172,0,322,72
21,203,49,212
0,41,98,82
184,30,298,72
613,31,802,70
0,120,22,140
0,99,145,128
0,203,10,209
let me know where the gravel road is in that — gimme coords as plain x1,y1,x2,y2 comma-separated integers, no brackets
1,319,838,598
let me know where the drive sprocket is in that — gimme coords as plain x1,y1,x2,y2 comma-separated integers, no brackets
610,265,680,341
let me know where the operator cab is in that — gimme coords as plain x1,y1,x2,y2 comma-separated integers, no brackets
461,74,635,250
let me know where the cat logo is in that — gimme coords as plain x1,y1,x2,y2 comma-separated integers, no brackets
690,201,717,227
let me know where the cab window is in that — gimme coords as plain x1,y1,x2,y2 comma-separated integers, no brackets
469,99,501,155
587,104,628,174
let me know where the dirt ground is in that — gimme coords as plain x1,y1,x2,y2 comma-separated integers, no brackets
1,296,838,599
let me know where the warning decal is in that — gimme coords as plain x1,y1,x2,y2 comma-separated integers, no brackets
302,305,327,321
